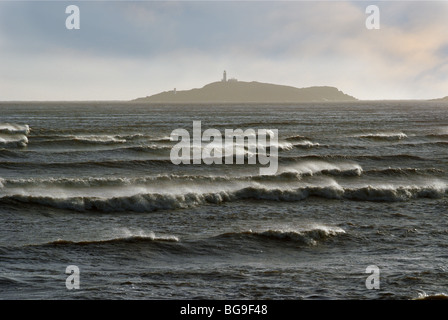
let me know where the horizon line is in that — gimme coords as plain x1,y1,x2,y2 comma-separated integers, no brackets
0,98,441,103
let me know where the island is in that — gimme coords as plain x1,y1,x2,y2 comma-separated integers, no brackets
133,71,357,103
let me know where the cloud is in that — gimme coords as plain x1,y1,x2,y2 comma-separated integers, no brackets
0,1,447,100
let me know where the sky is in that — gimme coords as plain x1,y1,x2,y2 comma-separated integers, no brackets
0,0,447,101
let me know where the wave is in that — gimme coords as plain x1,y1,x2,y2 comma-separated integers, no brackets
0,192,223,212
0,158,174,170
0,175,220,188
28,133,172,148
285,135,309,141
1,161,444,191
32,131,173,141
0,124,30,148
0,160,364,189
27,135,311,153
364,167,445,176
71,135,127,144
217,225,346,246
0,134,28,147
290,140,321,148
39,233,179,247
2,182,446,212
342,184,447,201
282,154,429,163
355,132,407,141
267,140,321,151
124,145,172,153
27,226,346,250
0,153,432,172
414,292,448,300
150,136,172,142
0,275,28,287
0,123,30,135
0,176,150,188
427,134,448,139
399,141,448,148
225,120,301,127
278,161,363,177
35,135,128,145
0,148,26,158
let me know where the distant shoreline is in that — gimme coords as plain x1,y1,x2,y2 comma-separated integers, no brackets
132,80,358,104
0,99,444,104
0,77,447,105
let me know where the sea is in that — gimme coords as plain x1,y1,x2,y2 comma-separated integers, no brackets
0,101,447,300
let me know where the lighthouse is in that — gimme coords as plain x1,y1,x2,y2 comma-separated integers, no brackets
222,70,227,82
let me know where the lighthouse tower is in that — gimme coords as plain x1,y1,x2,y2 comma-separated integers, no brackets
222,70,227,82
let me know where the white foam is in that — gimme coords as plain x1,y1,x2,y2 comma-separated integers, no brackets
1,177,446,212
355,132,407,140
279,160,363,177
292,140,320,147
0,134,28,147
71,135,127,144
244,224,346,245
0,123,30,135
118,228,179,242
415,291,448,300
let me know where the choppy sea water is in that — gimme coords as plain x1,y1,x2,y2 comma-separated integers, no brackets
0,101,447,300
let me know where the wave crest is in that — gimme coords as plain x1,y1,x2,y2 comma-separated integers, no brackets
0,123,30,148
279,161,363,177
0,134,28,147
355,132,407,141
71,135,127,144
220,225,346,246
3,181,445,212
41,233,179,247
0,123,30,135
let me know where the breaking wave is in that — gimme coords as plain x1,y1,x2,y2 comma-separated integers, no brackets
290,140,321,148
285,135,309,141
1,160,445,192
278,161,362,177
0,123,30,135
29,133,172,147
0,134,28,147
414,292,448,300
217,225,346,246
0,123,30,148
0,160,364,189
282,154,428,162
35,135,128,145
364,167,445,176
1,182,446,212
355,132,407,141
40,232,179,247
148,136,172,142
71,135,127,144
